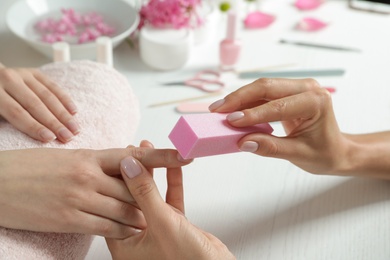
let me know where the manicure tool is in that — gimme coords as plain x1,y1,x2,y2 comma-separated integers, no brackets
239,69,345,79
163,70,225,93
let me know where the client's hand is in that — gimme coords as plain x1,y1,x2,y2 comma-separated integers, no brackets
106,156,235,260
0,66,79,143
0,145,192,239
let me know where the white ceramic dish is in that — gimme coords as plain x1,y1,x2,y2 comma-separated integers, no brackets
6,0,139,60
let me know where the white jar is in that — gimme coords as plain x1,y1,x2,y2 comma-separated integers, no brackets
139,26,193,71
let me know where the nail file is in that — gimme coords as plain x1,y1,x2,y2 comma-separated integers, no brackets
169,113,273,159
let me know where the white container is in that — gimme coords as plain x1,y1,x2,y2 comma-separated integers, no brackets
139,26,193,71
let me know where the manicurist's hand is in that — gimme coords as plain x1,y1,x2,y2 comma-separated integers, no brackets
209,78,351,175
106,156,235,260
0,145,192,238
0,66,79,143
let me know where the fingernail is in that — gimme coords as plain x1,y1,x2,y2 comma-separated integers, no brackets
177,152,192,163
208,99,225,111
66,119,80,134
121,156,142,178
240,141,259,152
58,127,74,142
227,111,245,122
67,102,78,114
39,128,56,142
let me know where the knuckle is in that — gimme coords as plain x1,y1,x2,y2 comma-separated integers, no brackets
118,202,135,219
96,221,115,237
255,78,274,92
30,68,41,76
68,150,98,184
133,182,154,198
129,147,147,160
303,78,321,91
7,105,25,119
311,87,332,108
72,167,96,186
260,139,279,157
269,99,287,118
161,149,172,164
24,98,43,111
37,87,54,100
0,68,18,83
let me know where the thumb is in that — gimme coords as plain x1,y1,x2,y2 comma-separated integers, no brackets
238,133,304,160
120,156,166,222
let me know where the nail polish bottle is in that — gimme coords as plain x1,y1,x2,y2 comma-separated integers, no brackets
219,12,242,70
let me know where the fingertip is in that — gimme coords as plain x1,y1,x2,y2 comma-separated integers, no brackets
208,98,225,111
121,156,142,179
38,128,56,143
226,111,245,123
66,102,78,115
177,152,193,164
239,141,259,153
140,140,154,148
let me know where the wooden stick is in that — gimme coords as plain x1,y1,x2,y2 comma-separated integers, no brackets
149,91,223,108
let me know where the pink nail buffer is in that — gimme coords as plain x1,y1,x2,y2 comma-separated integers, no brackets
168,113,273,159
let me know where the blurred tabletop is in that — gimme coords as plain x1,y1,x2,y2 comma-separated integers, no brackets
1,0,390,259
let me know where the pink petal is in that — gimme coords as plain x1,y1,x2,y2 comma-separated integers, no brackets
244,11,275,29
295,0,323,10
297,17,327,31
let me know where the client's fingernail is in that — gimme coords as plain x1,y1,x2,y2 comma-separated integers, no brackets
177,152,192,163
66,119,80,134
208,99,225,111
58,128,74,142
39,128,56,142
67,102,78,114
240,141,259,152
121,156,142,179
227,111,245,122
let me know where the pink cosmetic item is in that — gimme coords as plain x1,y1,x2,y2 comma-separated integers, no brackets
169,113,273,159
219,12,242,70
296,17,327,32
244,11,276,29
295,0,323,10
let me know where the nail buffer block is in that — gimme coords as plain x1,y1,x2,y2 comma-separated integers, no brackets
169,113,273,159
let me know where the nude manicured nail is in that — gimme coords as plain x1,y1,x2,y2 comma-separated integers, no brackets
240,141,259,152
208,99,225,111
67,102,78,114
58,127,74,142
121,156,142,178
227,111,245,122
66,119,80,134
39,129,56,142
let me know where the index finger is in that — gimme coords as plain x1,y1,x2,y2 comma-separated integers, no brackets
210,78,321,112
96,147,193,176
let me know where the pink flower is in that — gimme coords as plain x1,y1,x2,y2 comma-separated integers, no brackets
295,0,324,10
296,17,327,31
244,11,275,29
35,8,115,44
139,0,203,30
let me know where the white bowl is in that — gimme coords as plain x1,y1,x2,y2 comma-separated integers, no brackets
6,0,139,60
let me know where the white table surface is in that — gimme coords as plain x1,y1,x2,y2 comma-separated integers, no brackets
1,1,390,259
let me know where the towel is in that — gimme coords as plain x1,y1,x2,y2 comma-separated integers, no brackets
0,60,140,259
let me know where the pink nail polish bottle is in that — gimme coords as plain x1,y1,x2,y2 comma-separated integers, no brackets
219,12,242,71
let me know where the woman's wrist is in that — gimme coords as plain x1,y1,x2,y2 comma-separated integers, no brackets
335,132,390,179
